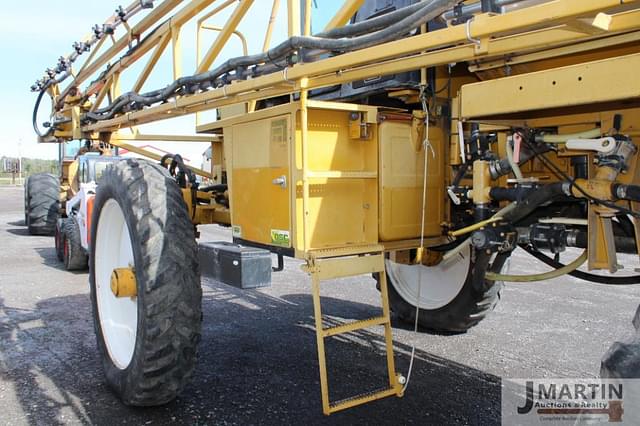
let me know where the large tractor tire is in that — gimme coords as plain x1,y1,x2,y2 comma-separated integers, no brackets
601,305,640,378
383,245,503,333
89,158,202,406
23,176,29,225
25,173,59,235
63,217,88,270
55,218,65,261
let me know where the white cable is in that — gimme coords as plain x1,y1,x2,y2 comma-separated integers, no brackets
403,88,434,393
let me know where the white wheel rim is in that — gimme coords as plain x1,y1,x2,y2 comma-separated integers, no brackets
95,199,138,369
386,245,471,310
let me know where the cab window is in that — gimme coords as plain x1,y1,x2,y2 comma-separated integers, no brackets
64,141,82,159
94,162,110,182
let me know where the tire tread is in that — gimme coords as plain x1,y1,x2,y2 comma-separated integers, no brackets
90,158,201,406
63,217,88,270
26,173,59,235
384,254,502,333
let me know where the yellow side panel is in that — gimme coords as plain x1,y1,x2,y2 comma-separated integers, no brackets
294,109,378,250
296,110,377,172
295,179,378,249
378,121,444,241
231,115,291,247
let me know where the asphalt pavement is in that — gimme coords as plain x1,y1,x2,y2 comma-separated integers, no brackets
1,185,638,425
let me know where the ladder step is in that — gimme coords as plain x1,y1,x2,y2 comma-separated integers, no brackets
322,316,388,338
307,247,401,415
308,244,384,259
329,387,400,414
312,254,385,280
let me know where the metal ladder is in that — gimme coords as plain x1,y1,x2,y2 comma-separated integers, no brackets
303,244,404,415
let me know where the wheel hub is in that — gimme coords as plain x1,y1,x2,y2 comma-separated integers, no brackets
110,267,137,298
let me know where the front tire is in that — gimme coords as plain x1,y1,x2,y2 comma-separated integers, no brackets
383,245,503,332
89,159,202,406
25,173,59,235
63,217,88,270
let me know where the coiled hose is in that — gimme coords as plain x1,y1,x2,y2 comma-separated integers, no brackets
32,89,53,138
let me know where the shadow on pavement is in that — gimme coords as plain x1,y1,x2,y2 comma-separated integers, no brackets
32,247,88,275
5,220,30,236
5,228,31,237
0,279,505,425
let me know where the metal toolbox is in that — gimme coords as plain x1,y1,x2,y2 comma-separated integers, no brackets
198,241,272,289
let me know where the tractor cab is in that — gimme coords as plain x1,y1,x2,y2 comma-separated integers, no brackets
59,141,120,208
77,154,122,185
61,153,124,260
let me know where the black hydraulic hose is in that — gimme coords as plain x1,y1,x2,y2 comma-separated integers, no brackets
160,153,196,188
83,0,458,123
107,0,451,106
200,184,228,193
218,0,457,64
33,89,53,138
489,186,536,202
451,163,469,187
314,1,429,39
613,183,640,203
502,182,570,224
429,235,469,252
530,227,636,254
521,244,640,285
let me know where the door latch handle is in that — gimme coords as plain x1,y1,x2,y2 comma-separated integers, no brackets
272,175,287,189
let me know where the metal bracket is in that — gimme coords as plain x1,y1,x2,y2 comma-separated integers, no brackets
272,254,284,272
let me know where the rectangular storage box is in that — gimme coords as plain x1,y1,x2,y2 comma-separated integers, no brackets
198,241,272,289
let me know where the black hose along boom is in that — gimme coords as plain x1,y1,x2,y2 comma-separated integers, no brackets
78,0,457,123
33,0,458,133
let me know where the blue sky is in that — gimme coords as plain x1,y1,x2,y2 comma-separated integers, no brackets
0,1,342,161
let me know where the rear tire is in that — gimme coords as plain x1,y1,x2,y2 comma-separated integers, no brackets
89,158,202,406
63,217,88,270
25,173,59,235
24,176,30,225
55,218,65,261
383,245,503,333
601,305,640,378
